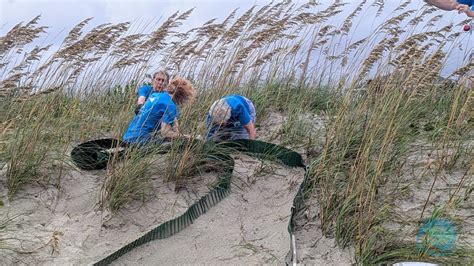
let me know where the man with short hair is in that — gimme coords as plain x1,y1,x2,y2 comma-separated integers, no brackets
134,70,170,115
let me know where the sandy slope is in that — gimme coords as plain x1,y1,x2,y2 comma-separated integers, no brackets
292,194,355,265
114,154,305,265
380,140,474,248
0,157,217,265
0,111,353,265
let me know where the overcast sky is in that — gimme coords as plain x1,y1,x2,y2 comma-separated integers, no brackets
2,0,470,36
1,0,473,76
0,0,267,35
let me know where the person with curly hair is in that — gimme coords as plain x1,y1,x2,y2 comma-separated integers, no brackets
205,94,257,141
123,77,195,144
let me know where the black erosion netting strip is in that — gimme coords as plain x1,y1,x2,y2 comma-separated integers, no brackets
70,138,310,265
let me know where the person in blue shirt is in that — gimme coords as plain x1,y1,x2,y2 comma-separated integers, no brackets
425,0,474,17
206,94,257,141
457,0,474,16
134,70,170,115
123,77,195,145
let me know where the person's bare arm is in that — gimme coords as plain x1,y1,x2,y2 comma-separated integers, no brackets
243,121,257,139
160,120,192,139
425,0,458,10
160,122,181,139
457,4,474,16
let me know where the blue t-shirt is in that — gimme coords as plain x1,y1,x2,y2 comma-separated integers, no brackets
123,92,178,144
206,94,252,128
137,85,153,101
458,0,473,9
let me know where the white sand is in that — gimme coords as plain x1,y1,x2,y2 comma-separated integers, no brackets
113,154,305,265
0,111,354,265
0,156,217,265
0,151,307,265
292,193,355,265
380,140,474,246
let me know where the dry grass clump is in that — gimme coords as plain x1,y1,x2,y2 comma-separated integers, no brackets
308,80,473,263
163,140,233,192
99,147,157,212
307,19,472,261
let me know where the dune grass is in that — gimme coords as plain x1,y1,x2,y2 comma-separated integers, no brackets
308,81,473,264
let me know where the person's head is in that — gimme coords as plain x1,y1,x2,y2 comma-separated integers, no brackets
209,99,231,126
167,77,195,105
152,70,170,92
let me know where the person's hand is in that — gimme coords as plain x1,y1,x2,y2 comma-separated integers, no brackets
180,134,203,140
456,4,470,13
134,104,143,115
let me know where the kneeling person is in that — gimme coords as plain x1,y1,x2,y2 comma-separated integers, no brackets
123,77,195,145
206,94,256,141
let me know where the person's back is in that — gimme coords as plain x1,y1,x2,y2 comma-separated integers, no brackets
206,94,257,141
124,92,177,144
225,94,253,124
